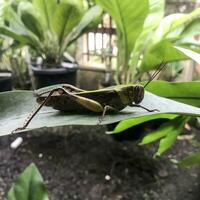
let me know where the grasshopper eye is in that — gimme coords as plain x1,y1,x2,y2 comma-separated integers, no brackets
134,85,144,104
129,89,134,96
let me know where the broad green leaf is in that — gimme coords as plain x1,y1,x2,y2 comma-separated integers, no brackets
1,89,200,136
152,14,185,44
181,18,200,38
174,46,200,65
140,116,186,145
156,116,189,156
180,151,200,167
143,0,165,31
3,5,28,35
140,116,189,156
0,26,40,50
0,5,42,51
112,114,177,134
18,2,44,40
7,163,49,200
153,7,200,45
141,7,200,71
130,0,165,71
141,39,186,71
67,5,103,46
52,2,82,45
144,81,200,107
140,38,200,72
95,0,149,79
33,0,56,30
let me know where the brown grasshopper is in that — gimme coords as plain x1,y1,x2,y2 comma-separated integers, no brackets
13,63,166,133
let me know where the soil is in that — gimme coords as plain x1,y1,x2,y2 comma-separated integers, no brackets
0,125,200,200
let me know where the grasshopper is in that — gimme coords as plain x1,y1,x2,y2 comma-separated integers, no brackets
13,63,166,133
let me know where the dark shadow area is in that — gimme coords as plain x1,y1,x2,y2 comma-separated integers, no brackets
0,126,200,200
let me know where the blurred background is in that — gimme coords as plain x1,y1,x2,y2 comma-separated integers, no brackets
0,0,200,200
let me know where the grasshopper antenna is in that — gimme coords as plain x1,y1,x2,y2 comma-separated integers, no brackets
144,61,167,88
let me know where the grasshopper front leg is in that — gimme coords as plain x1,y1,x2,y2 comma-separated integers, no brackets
130,103,159,112
98,105,118,124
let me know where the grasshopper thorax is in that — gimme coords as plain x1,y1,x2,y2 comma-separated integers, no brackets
125,85,144,104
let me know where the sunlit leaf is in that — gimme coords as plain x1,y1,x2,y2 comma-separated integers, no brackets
144,81,200,107
141,7,200,71
112,114,176,134
52,1,82,45
156,116,189,156
174,46,200,65
67,5,103,45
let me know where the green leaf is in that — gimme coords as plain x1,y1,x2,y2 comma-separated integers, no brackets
112,114,177,134
153,7,200,45
140,116,186,145
3,5,28,35
174,46,200,65
0,26,40,49
144,81,200,107
130,0,165,71
7,163,49,200
95,0,149,81
180,151,200,167
181,18,200,38
18,2,44,40
1,88,200,136
156,116,189,156
141,39,186,71
33,0,56,31
67,5,103,46
141,7,200,71
140,116,188,156
52,1,82,46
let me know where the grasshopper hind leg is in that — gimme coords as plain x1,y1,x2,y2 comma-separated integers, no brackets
11,88,60,134
12,86,105,133
12,87,71,134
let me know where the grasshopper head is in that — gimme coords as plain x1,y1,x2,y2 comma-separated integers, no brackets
129,85,144,104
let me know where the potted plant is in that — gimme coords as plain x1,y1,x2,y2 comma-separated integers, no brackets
0,38,12,92
0,0,102,88
0,69,12,92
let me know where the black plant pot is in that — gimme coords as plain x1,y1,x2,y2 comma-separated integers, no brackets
0,71,12,92
31,62,78,89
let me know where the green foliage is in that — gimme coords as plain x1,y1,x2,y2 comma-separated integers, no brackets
180,151,200,167
7,163,49,200
174,46,200,65
144,81,200,107
139,6,200,73
95,0,200,83
111,114,177,134
140,116,189,156
0,0,103,66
